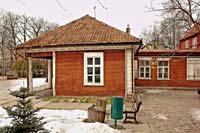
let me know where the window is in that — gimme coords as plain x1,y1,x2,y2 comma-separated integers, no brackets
139,60,151,79
185,40,189,49
157,59,169,80
187,58,200,80
84,52,104,86
192,37,197,49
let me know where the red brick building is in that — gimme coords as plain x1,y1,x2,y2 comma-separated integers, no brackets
135,50,200,88
135,24,200,89
179,24,200,50
17,15,142,96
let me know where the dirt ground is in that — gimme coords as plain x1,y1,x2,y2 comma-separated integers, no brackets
135,89,200,133
0,88,200,133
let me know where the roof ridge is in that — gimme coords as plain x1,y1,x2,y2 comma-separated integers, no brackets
17,14,141,49
180,24,200,41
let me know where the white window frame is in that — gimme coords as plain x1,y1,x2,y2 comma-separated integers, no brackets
157,58,170,80
187,58,200,80
192,37,197,49
138,57,151,79
84,52,104,86
185,40,189,49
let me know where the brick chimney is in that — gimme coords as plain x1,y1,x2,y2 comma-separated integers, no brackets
126,24,131,34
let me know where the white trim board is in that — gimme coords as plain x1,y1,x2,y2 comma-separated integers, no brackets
22,45,140,53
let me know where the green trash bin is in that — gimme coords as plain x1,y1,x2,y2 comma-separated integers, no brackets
111,97,123,127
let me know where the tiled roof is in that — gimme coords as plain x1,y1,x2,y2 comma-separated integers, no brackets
180,24,200,41
17,15,141,49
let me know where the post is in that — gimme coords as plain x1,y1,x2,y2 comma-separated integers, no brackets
52,51,56,96
114,119,117,128
47,59,52,88
131,46,134,93
27,57,33,93
125,48,132,96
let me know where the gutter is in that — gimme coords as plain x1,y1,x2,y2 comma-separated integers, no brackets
132,41,143,93
136,41,143,55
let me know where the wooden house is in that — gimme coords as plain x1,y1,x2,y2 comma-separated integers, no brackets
180,24,200,50
17,15,142,96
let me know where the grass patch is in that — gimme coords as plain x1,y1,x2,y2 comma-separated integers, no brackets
110,125,125,130
43,96,97,103
82,118,94,123
43,96,113,103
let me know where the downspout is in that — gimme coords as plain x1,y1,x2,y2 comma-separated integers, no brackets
136,40,143,55
133,41,143,93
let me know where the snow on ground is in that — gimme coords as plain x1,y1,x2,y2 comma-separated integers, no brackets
146,89,167,94
0,107,12,127
152,114,168,120
0,107,119,133
192,110,200,121
0,78,47,92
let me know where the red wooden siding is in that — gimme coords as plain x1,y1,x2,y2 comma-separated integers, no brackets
179,35,200,50
56,50,125,96
135,57,200,88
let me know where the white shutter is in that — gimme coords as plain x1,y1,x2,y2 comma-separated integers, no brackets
187,59,194,80
187,58,200,80
194,60,200,80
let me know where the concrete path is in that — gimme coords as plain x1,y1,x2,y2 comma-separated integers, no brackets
0,88,200,132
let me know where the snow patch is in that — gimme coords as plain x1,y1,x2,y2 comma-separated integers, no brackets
192,110,200,121
10,78,47,91
0,107,12,127
152,114,168,120
146,89,167,93
0,107,120,133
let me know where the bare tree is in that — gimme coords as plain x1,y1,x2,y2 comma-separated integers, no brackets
142,0,200,49
0,11,58,76
149,0,200,26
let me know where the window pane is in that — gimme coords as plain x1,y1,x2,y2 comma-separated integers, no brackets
88,76,93,83
164,73,168,78
146,73,149,78
95,75,100,83
140,67,144,73
164,61,168,66
146,67,149,73
95,67,100,74
158,61,163,66
87,58,93,65
140,61,144,66
140,73,144,78
158,73,162,78
95,58,100,65
164,68,168,73
158,68,162,73
145,61,149,66
87,67,93,74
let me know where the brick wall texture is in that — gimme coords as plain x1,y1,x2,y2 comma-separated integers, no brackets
135,57,200,88
55,50,125,96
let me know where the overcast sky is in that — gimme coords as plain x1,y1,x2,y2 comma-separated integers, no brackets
0,0,162,37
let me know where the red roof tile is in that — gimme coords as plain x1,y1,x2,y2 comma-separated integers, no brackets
17,15,141,49
180,24,200,41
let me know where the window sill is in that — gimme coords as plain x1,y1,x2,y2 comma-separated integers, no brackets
139,78,151,80
157,78,170,80
187,79,200,81
84,83,104,86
